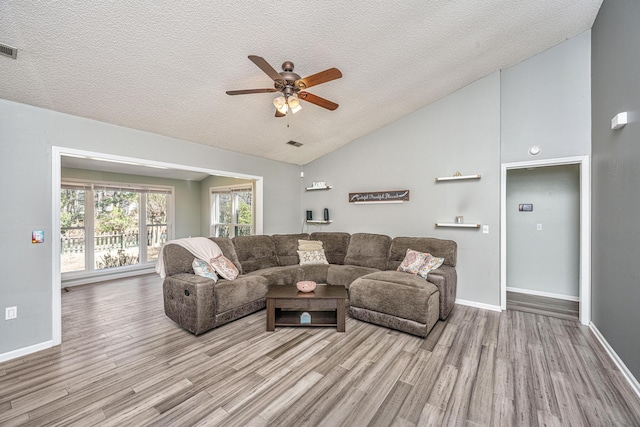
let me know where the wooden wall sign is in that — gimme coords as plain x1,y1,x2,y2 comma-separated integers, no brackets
348,190,410,203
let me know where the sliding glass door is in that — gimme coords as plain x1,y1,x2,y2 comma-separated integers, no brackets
61,181,173,276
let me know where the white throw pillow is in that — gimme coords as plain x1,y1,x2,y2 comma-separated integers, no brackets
298,249,329,265
192,258,218,282
298,239,323,251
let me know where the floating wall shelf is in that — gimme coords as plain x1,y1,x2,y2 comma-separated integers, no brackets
306,220,333,225
435,223,481,228
305,185,332,191
435,174,481,182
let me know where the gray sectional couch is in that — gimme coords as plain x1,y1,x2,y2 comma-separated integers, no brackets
161,232,457,337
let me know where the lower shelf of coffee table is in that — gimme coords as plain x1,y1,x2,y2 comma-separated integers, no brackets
274,309,337,327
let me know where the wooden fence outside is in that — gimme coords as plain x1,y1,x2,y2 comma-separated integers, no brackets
61,225,167,254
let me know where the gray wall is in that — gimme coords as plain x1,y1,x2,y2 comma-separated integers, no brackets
62,168,202,239
303,72,502,306
591,0,640,379
506,165,580,298
501,30,591,162
0,99,301,356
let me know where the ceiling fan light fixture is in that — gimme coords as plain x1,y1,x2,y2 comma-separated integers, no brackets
288,94,301,114
273,96,288,114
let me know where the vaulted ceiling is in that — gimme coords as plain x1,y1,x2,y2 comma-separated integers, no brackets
1,1,602,165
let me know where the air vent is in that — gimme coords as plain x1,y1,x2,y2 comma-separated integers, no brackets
0,43,17,59
287,140,303,147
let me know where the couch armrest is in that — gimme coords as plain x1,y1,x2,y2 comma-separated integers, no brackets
163,273,217,335
426,265,457,319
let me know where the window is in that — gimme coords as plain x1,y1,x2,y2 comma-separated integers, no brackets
60,186,86,272
211,185,254,237
60,180,173,275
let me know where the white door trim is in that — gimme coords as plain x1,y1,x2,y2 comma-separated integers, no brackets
500,155,590,325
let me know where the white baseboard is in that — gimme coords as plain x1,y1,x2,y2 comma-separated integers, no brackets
0,340,54,363
589,321,640,400
62,266,155,288
455,299,502,312
507,286,580,302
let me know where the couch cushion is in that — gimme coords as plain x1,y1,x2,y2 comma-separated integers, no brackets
209,237,242,273
389,237,457,269
310,232,350,265
349,272,439,324
327,264,380,289
232,235,279,274
215,275,268,313
344,233,392,270
245,265,304,287
272,233,310,266
300,264,330,284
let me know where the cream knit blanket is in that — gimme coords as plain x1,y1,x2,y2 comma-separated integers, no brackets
155,237,222,278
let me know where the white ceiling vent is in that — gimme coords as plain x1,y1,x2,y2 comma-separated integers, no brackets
287,140,303,147
0,43,18,59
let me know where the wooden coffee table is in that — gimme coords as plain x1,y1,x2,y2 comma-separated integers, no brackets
266,285,348,332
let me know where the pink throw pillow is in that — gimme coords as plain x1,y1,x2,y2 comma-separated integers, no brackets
210,254,239,280
397,249,429,275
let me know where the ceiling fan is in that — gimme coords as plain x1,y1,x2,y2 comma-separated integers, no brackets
226,55,342,117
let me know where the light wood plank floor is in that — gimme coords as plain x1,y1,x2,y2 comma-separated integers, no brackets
507,291,580,322
1,274,639,426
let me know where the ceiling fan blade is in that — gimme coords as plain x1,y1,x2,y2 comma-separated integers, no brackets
226,88,277,95
248,55,284,83
275,109,286,118
298,92,339,111
296,68,342,90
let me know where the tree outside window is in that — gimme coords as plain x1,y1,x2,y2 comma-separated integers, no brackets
212,186,253,238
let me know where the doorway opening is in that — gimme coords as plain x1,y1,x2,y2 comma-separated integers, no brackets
500,156,590,325
51,146,264,347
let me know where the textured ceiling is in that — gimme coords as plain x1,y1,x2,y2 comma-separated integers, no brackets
1,1,602,165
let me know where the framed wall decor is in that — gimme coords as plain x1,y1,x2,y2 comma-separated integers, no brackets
348,190,410,204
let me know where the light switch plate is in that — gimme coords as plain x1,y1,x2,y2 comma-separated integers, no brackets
5,306,17,320
482,225,489,234
537,223,543,231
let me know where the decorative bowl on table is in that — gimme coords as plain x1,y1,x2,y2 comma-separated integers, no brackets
296,280,317,293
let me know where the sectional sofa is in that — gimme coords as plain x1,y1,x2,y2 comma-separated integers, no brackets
161,232,457,337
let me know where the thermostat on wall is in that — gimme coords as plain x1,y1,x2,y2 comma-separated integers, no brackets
611,112,628,130
518,204,533,212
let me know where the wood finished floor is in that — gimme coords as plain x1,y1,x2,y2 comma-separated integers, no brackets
506,291,580,322
1,274,640,426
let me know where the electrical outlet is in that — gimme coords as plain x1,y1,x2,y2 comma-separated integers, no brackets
5,306,17,320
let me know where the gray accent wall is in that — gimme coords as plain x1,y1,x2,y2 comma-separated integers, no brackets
303,72,502,306
0,99,300,356
591,0,640,379
506,165,580,298
501,30,591,162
